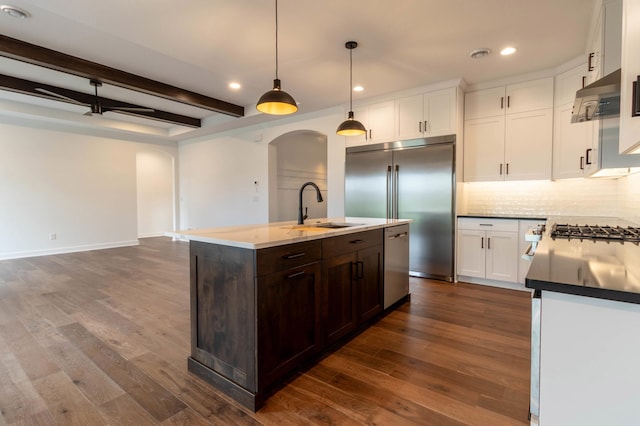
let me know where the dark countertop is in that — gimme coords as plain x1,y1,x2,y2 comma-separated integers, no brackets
458,214,547,221
525,235,640,304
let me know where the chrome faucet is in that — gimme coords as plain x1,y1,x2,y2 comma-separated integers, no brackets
298,181,324,224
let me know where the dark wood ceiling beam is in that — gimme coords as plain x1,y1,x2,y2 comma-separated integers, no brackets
0,35,244,117
0,73,202,128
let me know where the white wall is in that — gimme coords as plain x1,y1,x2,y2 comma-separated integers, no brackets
0,122,178,259
178,109,345,229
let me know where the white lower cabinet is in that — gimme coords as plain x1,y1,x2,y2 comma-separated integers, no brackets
456,218,519,283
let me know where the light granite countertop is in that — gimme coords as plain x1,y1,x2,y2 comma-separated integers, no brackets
166,217,412,249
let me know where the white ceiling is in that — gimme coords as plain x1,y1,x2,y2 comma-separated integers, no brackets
0,0,596,142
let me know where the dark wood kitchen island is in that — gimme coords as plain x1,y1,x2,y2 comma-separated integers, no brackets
168,217,411,411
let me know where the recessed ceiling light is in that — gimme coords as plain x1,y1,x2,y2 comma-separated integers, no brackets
1,5,30,18
470,48,491,59
353,85,364,92
500,47,517,56
228,82,241,90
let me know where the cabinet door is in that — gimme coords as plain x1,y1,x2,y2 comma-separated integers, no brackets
322,252,358,345
464,87,505,120
456,229,486,278
485,231,518,282
553,103,594,179
257,262,322,388
504,108,553,181
505,78,554,114
620,0,640,154
425,87,457,137
396,94,424,140
356,245,383,324
463,116,505,182
369,101,395,143
554,64,587,106
587,5,603,85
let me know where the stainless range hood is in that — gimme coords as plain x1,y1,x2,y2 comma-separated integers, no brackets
571,69,621,123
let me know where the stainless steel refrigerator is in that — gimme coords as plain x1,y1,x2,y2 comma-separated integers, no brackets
345,135,455,281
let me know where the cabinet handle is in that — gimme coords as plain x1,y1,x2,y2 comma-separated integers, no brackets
487,237,491,250
500,96,504,109
585,148,593,165
633,76,640,117
588,52,595,72
349,239,365,244
369,130,372,139
287,271,306,279
499,163,503,175
580,156,585,170
357,261,364,279
424,120,428,133
582,76,587,89
506,163,509,175
419,121,422,133
481,237,484,249
283,252,305,259
479,223,494,227
507,96,510,108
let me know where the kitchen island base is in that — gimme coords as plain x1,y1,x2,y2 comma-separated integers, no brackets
185,222,409,411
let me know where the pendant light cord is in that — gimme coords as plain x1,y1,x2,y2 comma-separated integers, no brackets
349,46,353,111
275,0,279,80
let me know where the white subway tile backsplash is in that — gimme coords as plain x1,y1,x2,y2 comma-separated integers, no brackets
463,178,628,218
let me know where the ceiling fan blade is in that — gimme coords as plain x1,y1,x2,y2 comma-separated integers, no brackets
35,87,86,105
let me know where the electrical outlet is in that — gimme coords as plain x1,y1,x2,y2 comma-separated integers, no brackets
49,233,56,240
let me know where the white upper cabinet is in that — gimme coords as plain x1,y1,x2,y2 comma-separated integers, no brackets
463,77,554,182
553,64,597,179
396,87,457,140
345,101,395,147
619,0,640,154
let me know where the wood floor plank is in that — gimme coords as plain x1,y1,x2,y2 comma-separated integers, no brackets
0,237,532,425
58,322,186,422
98,393,158,426
31,371,107,425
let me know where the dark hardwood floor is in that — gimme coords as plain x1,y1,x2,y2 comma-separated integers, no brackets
0,237,531,425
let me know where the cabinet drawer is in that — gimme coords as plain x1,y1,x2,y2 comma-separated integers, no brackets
457,218,519,232
322,229,383,257
256,240,322,276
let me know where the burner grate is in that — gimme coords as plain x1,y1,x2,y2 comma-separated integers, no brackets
550,224,640,244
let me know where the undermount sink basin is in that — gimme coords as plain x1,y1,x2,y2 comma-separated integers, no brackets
312,222,362,229
286,222,363,231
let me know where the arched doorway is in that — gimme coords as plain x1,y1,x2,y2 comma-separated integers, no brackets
268,130,328,222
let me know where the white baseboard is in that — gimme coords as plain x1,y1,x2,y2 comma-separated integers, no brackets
138,232,167,238
457,275,531,292
0,239,140,260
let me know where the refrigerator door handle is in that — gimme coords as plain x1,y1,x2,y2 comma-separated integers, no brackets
394,165,399,219
386,165,392,219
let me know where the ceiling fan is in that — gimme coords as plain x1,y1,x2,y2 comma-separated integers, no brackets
36,79,154,116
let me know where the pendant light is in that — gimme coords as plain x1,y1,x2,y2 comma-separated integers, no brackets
256,0,298,115
336,41,366,136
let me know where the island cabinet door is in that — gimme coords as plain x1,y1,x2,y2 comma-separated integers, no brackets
356,244,384,324
322,251,358,346
257,261,322,390
189,241,257,391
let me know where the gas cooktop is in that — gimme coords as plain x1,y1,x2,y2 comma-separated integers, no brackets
550,224,640,244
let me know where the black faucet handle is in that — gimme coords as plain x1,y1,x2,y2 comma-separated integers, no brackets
303,207,308,221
